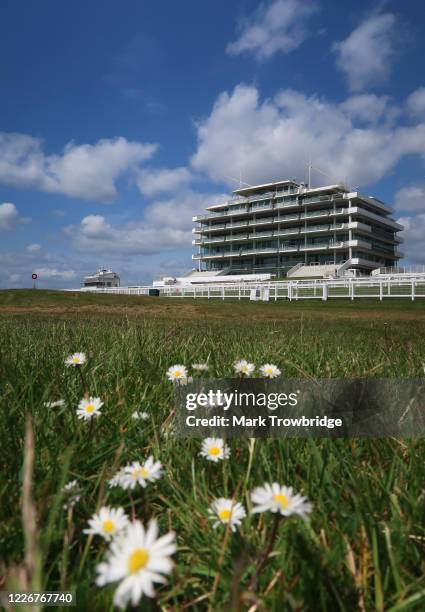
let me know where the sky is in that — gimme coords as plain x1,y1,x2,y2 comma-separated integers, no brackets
1,0,425,288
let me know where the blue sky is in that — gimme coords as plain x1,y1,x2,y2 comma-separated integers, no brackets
1,0,425,287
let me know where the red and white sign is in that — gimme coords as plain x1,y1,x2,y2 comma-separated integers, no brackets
31,273,38,280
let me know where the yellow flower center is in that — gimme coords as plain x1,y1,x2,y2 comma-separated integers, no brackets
85,404,95,413
266,368,273,374
218,509,231,521
209,447,220,456
174,370,182,377
274,494,289,508
128,548,149,573
102,520,115,533
72,356,79,363
133,467,149,479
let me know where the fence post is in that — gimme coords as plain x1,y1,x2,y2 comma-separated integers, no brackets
238,284,241,300
322,282,328,301
222,286,225,300
412,280,415,301
275,284,278,301
207,286,210,300
288,283,292,301
379,280,383,301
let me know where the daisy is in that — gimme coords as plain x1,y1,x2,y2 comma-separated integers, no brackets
250,483,312,519
84,506,129,541
96,519,176,608
76,397,103,421
166,364,188,384
44,399,65,408
62,480,81,509
65,352,86,367
132,411,149,421
259,364,281,378
208,498,246,531
234,359,255,377
192,363,209,373
63,479,78,492
200,438,231,462
120,457,162,490
108,468,127,488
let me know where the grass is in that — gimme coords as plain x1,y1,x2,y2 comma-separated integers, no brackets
0,290,424,611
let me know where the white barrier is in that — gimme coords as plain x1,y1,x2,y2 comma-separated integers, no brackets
78,277,425,301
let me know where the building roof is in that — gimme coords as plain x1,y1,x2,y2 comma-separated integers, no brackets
232,179,299,196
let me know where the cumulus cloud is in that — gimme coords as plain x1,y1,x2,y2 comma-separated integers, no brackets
332,12,398,91
406,87,425,119
26,243,41,253
191,84,425,189
397,214,425,264
65,190,221,256
0,202,31,230
339,94,393,124
394,185,425,213
33,267,77,280
136,166,192,196
227,0,319,60
0,247,81,288
0,133,158,202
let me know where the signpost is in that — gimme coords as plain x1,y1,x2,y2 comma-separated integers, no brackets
32,273,38,289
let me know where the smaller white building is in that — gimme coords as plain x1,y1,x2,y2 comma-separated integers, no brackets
81,268,120,288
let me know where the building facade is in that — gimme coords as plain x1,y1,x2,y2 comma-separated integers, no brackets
192,180,403,277
81,268,120,288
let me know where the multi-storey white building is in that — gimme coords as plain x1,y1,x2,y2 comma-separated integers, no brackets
81,268,120,288
192,180,403,278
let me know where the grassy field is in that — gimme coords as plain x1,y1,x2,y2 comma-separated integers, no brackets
0,290,424,611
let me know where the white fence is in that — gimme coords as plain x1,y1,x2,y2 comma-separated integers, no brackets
79,277,425,301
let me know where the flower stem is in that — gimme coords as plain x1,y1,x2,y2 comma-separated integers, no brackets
248,514,281,591
77,366,88,396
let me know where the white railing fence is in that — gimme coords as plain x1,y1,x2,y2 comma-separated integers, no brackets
78,277,425,301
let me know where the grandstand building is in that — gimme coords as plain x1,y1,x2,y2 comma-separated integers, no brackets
192,180,403,278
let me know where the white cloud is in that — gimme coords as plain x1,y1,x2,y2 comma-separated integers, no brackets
397,214,425,264
136,166,192,196
65,190,221,256
0,247,82,288
26,243,41,253
0,202,31,230
394,185,425,213
332,13,398,91
191,84,425,189
33,267,77,280
0,133,158,202
340,94,393,124
406,87,425,119
227,0,319,60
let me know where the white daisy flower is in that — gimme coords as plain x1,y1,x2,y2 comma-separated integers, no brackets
76,397,103,421
208,498,246,531
132,411,149,421
96,519,176,608
62,480,81,509
200,438,231,462
65,352,86,367
63,479,78,492
84,506,129,541
250,483,312,519
120,457,163,490
234,359,255,377
44,399,65,408
166,364,188,384
192,363,209,373
108,468,127,488
259,364,281,378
